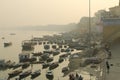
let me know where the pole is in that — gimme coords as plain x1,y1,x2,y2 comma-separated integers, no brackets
89,0,91,57
89,0,91,46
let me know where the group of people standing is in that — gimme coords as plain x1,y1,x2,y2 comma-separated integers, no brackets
69,73,83,80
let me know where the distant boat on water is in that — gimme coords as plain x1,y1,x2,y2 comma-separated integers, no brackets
4,42,12,47
46,70,54,80
19,69,32,79
8,69,22,78
1,37,5,39
9,33,16,35
31,69,41,79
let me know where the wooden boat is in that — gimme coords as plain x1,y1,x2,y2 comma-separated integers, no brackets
58,58,64,63
29,57,37,62
47,57,54,62
1,37,5,39
41,53,50,60
59,54,68,58
61,49,66,52
22,40,34,51
59,45,62,48
64,45,67,48
47,42,50,44
19,70,32,79
52,45,57,49
5,60,15,68
8,69,22,78
44,45,50,50
4,42,12,47
38,42,42,45
43,42,46,44
62,67,69,73
53,50,60,56
10,33,16,35
0,59,5,68
22,62,30,69
42,63,50,69
12,63,22,69
19,53,30,62
46,71,54,80
49,62,59,70
31,69,41,79
32,52,42,56
43,50,52,54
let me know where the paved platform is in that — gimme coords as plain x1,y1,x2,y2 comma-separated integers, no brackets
105,45,120,80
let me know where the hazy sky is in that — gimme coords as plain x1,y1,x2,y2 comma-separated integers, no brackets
0,0,119,28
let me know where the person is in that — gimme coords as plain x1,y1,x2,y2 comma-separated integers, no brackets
106,61,110,73
71,74,75,80
79,75,83,80
69,74,75,80
75,73,79,80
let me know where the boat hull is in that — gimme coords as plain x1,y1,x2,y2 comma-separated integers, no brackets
19,71,32,79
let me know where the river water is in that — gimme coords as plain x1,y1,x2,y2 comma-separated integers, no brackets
0,30,70,80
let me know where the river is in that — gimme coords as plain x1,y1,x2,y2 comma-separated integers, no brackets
0,30,69,80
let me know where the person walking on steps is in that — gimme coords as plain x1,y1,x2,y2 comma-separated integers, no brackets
106,60,110,73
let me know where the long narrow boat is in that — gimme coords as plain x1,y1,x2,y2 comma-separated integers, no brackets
12,63,22,69
62,67,69,73
42,62,50,69
4,42,12,47
49,62,59,70
46,70,54,80
47,57,54,62
8,69,22,78
22,62,30,69
58,58,64,63
19,70,32,79
31,69,41,79
32,52,42,56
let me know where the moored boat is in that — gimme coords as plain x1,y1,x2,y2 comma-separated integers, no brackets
62,67,69,73
32,52,42,56
19,53,30,62
58,58,64,63
52,50,60,56
49,62,59,70
8,69,22,78
10,33,16,35
22,40,34,51
4,42,12,47
52,45,57,49
29,56,37,62
46,70,54,80
42,62,50,69
31,69,41,79
22,62,30,69
41,53,50,60
59,54,68,58
12,63,22,69
47,57,54,62
5,60,15,68
19,70,32,79
0,59,5,68
44,45,50,50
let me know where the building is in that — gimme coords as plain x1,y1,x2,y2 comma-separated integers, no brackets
101,1,120,44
